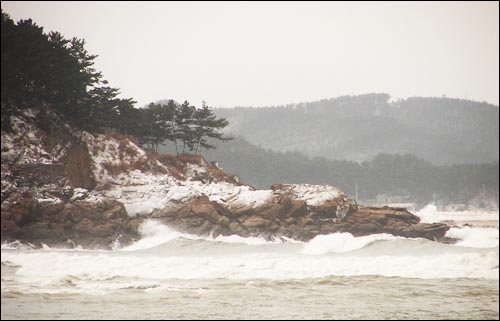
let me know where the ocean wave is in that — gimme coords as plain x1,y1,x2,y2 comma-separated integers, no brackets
300,233,399,255
415,204,499,224
119,220,293,252
125,220,499,253
1,240,36,250
446,226,499,248
2,220,499,296
2,240,498,290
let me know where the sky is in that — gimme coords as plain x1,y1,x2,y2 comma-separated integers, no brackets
2,1,499,107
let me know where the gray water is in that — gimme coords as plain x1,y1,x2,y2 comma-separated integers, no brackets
1,222,499,320
2,273,498,320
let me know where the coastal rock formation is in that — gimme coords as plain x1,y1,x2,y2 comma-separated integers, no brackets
1,109,450,248
1,192,140,248
152,192,449,242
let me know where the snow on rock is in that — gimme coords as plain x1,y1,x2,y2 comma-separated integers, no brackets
70,188,89,202
79,130,153,183
36,196,63,204
89,169,274,216
1,110,68,201
271,183,343,206
185,162,208,178
1,113,53,165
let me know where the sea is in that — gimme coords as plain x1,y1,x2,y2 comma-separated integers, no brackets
1,207,499,320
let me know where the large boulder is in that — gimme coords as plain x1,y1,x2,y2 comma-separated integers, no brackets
1,197,140,249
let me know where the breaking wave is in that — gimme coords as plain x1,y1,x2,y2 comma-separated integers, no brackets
446,226,499,248
119,220,285,252
415,204,499,223
2,220,498,295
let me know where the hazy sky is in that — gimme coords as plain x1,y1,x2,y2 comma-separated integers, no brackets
2,1,499,107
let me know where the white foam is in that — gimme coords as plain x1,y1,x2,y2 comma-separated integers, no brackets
3,222,499,295
2,245,497,293
415,204,499,223
120,220,282,251
120,220,195,251
446,226,499,248
301,233,399,255
212,234,300,245
1,240,35,250
415,204,439,223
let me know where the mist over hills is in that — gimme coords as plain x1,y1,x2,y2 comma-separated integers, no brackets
213,94,499,165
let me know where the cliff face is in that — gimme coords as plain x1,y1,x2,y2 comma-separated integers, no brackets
1,109,450,248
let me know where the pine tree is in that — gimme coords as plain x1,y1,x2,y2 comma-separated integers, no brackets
191,101,231,155
1,9,134,133
176,101,196,155
163,100,180,155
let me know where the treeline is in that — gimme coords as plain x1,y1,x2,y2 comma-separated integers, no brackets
185,136,499,208
0,10,230,155
131,100,231,155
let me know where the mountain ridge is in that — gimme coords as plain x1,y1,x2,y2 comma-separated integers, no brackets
212,93,499,165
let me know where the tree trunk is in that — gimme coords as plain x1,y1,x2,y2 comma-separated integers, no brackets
173,140,179,156
195,135,202,155
171,123,179,156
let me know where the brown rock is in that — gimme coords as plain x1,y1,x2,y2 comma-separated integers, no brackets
229,221,245,234
1,197,139,249
231,203,258,217
64,143,95,189
240,215,272,228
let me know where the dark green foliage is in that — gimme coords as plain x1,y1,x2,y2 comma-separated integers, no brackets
192,101,231,155
138,100,231,155
1,9,135,133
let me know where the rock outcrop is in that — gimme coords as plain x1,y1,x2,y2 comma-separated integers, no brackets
1,109,451,248
152,191,449,242
1,192,140,248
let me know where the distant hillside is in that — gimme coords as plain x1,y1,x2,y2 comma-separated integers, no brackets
213,94,499,165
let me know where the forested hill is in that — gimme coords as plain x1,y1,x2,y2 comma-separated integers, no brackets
213,94,499,165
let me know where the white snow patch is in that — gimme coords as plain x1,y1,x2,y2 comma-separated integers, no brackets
93,172,274,216
70,188,88,201
1,115,53,165
274,184,343,206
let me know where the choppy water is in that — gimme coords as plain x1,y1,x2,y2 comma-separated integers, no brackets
1,212,499,320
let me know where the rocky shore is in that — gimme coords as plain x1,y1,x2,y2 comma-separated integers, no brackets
1,110,451,248
153,191,450,243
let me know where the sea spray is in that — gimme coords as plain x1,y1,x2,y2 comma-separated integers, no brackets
300,233,398,255
2,228,498,290
415,204,499,223
120,220,291,252
446,226,499,248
